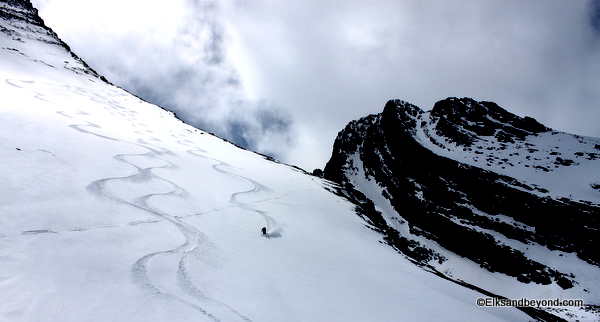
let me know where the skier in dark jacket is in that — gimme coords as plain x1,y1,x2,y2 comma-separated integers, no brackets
261,227,267,235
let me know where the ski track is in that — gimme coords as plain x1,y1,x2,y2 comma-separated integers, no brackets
180,140,279,236
9,79,302,319
7,79,251,321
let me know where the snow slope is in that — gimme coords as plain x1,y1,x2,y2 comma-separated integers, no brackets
0,1,533,321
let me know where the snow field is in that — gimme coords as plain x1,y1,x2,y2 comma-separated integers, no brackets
0,19,533,321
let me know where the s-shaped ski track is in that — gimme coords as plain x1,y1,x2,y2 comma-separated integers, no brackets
10,79,252,321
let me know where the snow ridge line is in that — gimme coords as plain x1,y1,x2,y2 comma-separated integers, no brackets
7,79,250,322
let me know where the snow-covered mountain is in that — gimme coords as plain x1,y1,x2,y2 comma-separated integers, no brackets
324,98,600,320
1,1,598,321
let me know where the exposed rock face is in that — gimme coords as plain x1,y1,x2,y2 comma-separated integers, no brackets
429,98,549,146
0,0,45,27
325,98,600,290
0,0,109,83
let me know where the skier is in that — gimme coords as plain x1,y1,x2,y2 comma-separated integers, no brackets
261,227,267,235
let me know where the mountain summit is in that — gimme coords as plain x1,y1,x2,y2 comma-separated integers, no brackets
324,97,600,318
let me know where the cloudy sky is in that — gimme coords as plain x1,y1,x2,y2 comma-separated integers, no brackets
31,0,600,171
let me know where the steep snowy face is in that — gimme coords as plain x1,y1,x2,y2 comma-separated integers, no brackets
0,0,108,82
325,98,600,317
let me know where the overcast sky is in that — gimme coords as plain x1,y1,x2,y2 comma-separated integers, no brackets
31,0,600,171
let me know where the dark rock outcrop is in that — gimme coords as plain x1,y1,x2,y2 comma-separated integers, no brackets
325,98,600,289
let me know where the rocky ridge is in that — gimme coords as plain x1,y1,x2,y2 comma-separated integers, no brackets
324,98,600,317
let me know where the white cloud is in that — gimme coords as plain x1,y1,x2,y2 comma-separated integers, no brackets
223,0,600,169
32,0,600,171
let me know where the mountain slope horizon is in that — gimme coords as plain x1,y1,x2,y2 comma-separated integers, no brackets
1,1,598,321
